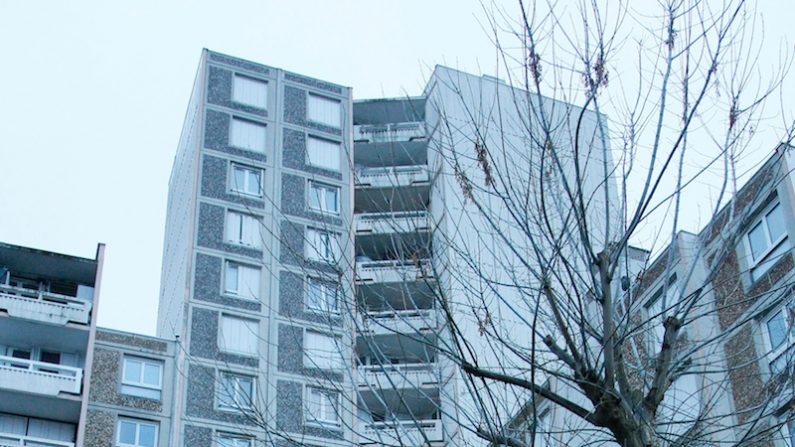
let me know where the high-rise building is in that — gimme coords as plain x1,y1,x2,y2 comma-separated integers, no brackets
157,49,356,447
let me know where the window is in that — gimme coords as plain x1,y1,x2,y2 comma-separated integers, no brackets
217,434,252,447
305,387,341,427
646,277,678,354
305,228,338,263
304,331,344,370
117,419,157,447
219,315,259,356
762,300,795,374
306,136,341,171
121,356,163,400
225,211,261,248
224,262,260,300
231,164,263,197
307,94,341,128
306,277,338,313
232,75,267,109
308,181,340,214
747,202,790,281
230,118,266,153
217,372,254,412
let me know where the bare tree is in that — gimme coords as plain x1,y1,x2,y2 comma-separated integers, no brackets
211,1,795,447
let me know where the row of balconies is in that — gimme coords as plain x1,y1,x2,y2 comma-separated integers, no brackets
0,432,74,447
360,418,444,446
0,355,83,396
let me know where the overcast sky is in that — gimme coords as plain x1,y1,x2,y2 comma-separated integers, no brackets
0,1,792,336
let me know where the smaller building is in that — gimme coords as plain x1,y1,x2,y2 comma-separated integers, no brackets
84,328,177,447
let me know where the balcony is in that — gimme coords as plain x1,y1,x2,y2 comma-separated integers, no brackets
355,165,429,189
360,419,443,446
356,260,433,284
0,284,91,326
0,433,74,447
354,122,425,143
361,309,437,336
356,211,430,234
0,355,83,396
358,363,439,391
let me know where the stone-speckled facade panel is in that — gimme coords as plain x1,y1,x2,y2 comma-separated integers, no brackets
204,109,268,163
284,72,342,94
276,379,344,440
196,202,263,260
209,51,271,75
189,307,259,368
89,348,163,412
277,323,343,382
207,65,268,118
185,363,255,426
96,330,169,353
723,324,766,421
200,155,266,210
281,173,343,226
83,409,115,447
281,128,343,181
184,424,213,447
193,252,261,312
279,270,342,327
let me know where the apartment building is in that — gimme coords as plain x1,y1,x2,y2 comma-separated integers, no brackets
503,144,795,447
157,49,356,447
0,242,103,447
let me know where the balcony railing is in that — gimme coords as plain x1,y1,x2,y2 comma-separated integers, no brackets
356,211,430,235
362,309,436,335
361,419,443,445
355,165,429,188
358,363,439,390
0,432,75,447
0,355,83,396
354,122,426,143
355,260,434,284
0,284,91,325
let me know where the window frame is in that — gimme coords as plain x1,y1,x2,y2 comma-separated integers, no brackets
305,228,339,263
231,74,268,109
229,117,267,153
223,261,261,301
307,181,340,215
304,386,342,428
761,300,795,375
216,433,253,447
116,418,158,447
216,371,256,413
224,210,262,248
745,201,790,281
120,356,164,400
303,330,344,370
306,135,341,172
305,276,339,314
306,93,342,128
230,163,264,198
218,314,259,357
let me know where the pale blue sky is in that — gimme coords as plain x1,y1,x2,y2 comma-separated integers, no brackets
0,1,791,335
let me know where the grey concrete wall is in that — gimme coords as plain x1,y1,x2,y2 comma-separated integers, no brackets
278,270,342,326
193,252,261,311
209,51,271,75
282,128,343,180
204,109,268,162
189,307,259,367
183,424,212,447
184,363,256,426
196,202,263,259
200,155,266,210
